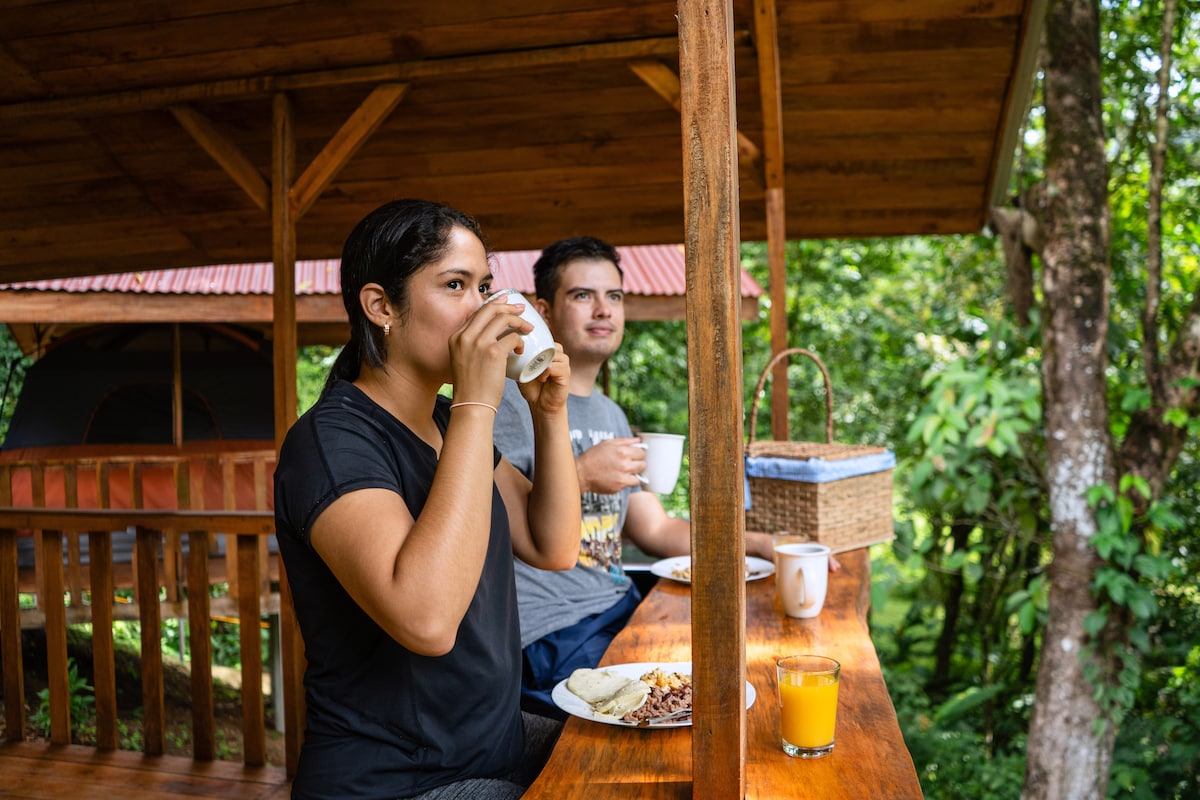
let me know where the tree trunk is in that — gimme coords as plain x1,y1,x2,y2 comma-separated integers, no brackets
1021,1,1118,799
932,523,971,687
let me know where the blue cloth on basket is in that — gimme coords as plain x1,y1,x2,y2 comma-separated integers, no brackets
743,450,895,509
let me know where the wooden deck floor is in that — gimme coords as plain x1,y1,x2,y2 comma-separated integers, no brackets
0,742,291,799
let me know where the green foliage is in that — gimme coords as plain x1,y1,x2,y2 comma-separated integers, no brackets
297,345,340,415
904,329,1043,518
1080,477,1189,775
1106,482,1200,800
609,319,691,436
0,325,32,445
1108,581,1200,800
883,654,1028,800
31,657,95,737
106,585,265,672
608,320,691,516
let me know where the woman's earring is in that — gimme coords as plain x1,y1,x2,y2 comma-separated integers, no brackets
383,322,391,336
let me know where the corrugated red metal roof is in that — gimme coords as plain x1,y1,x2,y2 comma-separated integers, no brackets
0,246,762,299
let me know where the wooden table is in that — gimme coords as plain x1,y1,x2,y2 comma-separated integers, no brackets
524,548,924,799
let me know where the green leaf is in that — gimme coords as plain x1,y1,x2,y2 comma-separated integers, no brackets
1084,610,1108,637
1163,406,1188,427
1018,600,1038,634
1005,589,1030,611
1126,589,1157,621
932,684,1006,725
964,484,990,514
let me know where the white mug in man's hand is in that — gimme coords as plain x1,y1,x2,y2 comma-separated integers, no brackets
635,433,685,494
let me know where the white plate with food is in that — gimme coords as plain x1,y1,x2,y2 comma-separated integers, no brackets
551,661,756,728
649,556,775,584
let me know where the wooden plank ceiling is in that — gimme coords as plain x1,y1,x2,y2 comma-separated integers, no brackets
0,1,1039,285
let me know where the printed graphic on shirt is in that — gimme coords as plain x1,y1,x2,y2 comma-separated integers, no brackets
579,494,623,578
573,427,626,583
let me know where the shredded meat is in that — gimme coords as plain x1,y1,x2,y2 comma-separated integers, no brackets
621,683,693,722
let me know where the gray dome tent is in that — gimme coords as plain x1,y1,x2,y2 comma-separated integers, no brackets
2,322,274,450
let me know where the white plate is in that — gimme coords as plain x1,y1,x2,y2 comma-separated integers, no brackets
551,661,756,728
649,555,775,584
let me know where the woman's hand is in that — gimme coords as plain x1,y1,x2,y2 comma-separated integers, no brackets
448,296,531,406
517,343,570,415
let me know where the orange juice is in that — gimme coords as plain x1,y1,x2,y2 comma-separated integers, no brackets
779,672,839,748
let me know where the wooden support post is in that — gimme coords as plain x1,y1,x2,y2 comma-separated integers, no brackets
753,0,792,442
88,529,118,751
41,529,70,744
135,526,166,756
0,529,25,741
31,467,44,609
63,465,84,606
238,533,267,766
187,530,216,761
223,458,240,596
253,458,270,595
678,1,747,797
272,91,299,448
272,90,305,776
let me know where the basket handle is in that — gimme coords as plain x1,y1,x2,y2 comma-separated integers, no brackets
747,347,834,445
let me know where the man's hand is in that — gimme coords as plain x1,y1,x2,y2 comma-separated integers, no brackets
746,532,841,572
575,436,647,495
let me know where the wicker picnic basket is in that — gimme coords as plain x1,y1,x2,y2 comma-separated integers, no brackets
744,348,896,553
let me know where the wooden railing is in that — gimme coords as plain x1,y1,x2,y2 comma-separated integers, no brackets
0,447,303,776
0,508,302,772
0,446,277,619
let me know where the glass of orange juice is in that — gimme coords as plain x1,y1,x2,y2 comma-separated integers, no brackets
776,655,840,758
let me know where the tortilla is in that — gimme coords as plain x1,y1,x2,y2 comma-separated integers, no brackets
566,668,651,718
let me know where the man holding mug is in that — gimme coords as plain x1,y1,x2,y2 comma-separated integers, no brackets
493,236,777,718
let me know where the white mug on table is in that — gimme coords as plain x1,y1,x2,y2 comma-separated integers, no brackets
774,542,831,618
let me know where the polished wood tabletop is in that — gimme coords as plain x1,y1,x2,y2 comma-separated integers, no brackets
523,548,924,799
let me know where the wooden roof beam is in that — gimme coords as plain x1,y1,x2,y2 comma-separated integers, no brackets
627,58,765,191
290,83,409,220
0,37,681,121
169,105,271,212
987,0,1050,211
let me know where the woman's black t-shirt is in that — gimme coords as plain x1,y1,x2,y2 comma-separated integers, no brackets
274,380,522,799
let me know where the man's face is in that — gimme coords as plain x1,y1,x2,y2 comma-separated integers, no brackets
538,258,625,364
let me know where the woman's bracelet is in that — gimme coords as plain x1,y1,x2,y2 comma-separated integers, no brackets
450,401,498,414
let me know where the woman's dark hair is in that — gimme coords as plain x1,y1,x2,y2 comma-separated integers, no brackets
326,199,485,389
532,236,623,304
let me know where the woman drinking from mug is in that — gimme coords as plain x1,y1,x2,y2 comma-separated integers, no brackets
274,199,580,799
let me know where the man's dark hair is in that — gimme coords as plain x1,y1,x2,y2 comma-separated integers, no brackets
532,236,623,303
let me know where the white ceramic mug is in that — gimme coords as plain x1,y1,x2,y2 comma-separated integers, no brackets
774,543,831,618
483,289,557,383
636,432,685,494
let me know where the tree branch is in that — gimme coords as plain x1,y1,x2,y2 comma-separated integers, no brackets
1143,0,1177,402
